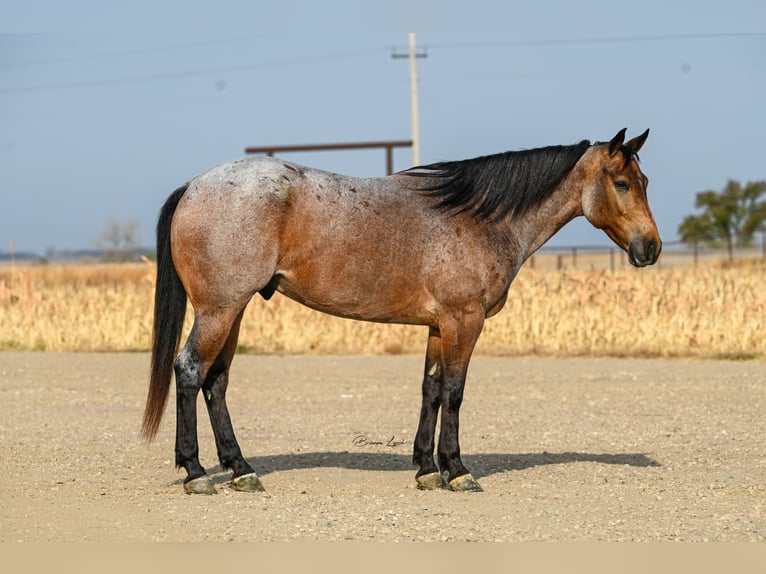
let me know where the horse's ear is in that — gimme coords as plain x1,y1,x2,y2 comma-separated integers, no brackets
608,128,627,155
625,129,649,153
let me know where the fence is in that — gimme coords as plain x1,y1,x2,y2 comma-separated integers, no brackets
529,238,766,272
2,237,765,269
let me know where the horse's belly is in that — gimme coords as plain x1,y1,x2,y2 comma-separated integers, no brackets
273,272,433,326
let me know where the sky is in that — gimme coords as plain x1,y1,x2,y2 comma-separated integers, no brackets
1,0,764,257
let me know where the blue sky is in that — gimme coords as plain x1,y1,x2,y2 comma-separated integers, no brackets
1,1,764,256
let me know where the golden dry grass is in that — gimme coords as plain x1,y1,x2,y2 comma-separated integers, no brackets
1,257,764,358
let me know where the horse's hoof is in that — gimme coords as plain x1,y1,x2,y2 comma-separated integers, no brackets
183,475,217,495
416,472,445,490
230,472,265,492
448,473,483,492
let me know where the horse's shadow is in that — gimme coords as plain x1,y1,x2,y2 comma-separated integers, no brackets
197,451,660,486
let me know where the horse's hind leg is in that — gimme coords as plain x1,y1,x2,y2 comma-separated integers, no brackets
174,306,245,495
202,308,264,492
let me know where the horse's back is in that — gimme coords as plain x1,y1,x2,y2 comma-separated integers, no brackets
183,155,403,209
185,155,299,201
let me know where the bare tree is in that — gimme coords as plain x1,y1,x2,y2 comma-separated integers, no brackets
96,218,140,262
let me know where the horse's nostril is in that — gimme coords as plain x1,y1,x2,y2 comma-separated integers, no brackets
646,239,656,261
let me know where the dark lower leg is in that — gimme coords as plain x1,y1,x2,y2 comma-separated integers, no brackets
437,381,470,481
413,376,441,477
434,312,484,483
202,310,254,479
203,370,255,478
174,345,206,482
413,328,442,478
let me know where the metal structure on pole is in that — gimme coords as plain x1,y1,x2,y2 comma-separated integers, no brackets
244,140,412,176
246,34,426,175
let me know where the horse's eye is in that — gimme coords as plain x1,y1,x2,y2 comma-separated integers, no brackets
614,180,630,192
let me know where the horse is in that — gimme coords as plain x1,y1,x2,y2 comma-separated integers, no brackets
142,128,661,494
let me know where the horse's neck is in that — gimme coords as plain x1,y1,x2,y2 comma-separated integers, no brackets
503,179,584,263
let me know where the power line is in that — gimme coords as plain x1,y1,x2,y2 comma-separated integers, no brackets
429,32,766,50
3,32,762,96
2,77,402,119
0,47,385,95
0,34,280,70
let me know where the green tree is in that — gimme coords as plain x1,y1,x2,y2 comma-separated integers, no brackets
678,180,766,260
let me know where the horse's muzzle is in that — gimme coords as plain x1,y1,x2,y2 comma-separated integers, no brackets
628,238,661,267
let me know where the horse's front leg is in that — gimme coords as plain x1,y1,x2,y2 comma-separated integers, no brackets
412,327,445,490
436,312,485,492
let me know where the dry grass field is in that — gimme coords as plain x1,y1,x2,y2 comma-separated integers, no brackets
1,256,764,358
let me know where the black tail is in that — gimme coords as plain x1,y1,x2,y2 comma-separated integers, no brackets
142,184,189,441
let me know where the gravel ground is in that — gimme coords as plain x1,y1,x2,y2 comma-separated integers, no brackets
1,352,764,542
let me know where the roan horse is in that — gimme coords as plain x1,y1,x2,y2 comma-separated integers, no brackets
142,128,660,494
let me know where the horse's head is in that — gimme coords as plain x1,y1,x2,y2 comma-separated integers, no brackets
581,128,661,267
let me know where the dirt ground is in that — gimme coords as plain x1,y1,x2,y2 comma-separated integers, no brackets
1,352,764,542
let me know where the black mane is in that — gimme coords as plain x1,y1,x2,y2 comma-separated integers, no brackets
404,140,591,221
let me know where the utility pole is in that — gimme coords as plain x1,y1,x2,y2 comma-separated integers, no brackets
392,33,427,167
